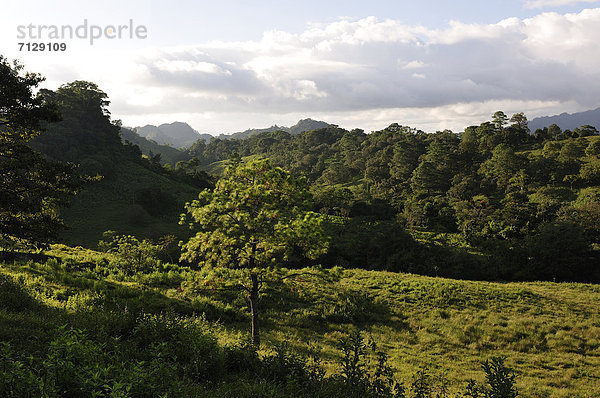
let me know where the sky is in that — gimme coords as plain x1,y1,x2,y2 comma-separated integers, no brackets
2,0,600,134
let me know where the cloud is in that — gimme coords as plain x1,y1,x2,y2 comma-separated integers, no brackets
126,9,600,111
81,8,600,133
524,0,600,9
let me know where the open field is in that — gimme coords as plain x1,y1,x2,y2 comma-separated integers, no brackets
1,246,598,397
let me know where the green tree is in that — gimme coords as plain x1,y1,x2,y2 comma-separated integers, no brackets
0,56,82,248
547,123,562,139
585,139,600,158
579,159,600,184
526,221,590,281
479,144,522,189
180,159,329,346
573,124,599,137
492,111,508,131
509,112,528,132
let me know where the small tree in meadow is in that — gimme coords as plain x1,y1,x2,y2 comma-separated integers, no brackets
180,159,328,347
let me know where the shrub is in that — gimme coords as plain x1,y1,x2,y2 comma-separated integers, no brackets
98,232,161,274
0,342,40,397
132,313,225,382
464,357,518,398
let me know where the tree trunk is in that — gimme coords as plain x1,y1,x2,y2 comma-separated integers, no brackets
248,272,260,348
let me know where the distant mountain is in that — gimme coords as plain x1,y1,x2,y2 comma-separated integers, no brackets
135,122,212,148
120,127,190,165
289,118,333,135
528,107,600,132
134,118,333,147
219,118,333,140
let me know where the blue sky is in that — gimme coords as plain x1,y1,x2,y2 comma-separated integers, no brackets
2,0,600,133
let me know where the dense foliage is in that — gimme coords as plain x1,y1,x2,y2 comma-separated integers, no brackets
186,114,600,282
181,159,329,346
0,56,83,248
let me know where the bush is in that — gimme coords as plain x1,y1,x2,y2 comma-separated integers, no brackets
134,186,177,216
0,274,37,312
98,232,161,274
465,357,518,398
132,313,225,382
0,342,40,397
322,290,389,324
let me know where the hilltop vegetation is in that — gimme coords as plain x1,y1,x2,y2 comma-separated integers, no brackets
120,127,191,166
186,114,600,282
23,81,213,246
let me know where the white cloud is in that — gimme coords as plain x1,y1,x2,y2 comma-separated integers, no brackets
17,8,600,134
154,60,231,75
125,10,600,116
524,0,600,9
401,60,427,69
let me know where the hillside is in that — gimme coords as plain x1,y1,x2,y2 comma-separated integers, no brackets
0,248,598,397
529,107,600,132
27,82,209,248
59,160,199,247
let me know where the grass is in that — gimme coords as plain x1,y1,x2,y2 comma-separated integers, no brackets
255,269,600,397
0,246,599,396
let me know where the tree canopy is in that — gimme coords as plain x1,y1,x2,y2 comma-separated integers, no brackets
180,158,329,345
0,56,83,248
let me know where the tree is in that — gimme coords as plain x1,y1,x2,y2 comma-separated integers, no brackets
509,112,529,132
479,144,522,189
180,159,329,347
0,56,82,248
573,124,599,137
525,221,590,281
585,139,600,158
547,123,562,139
492,111,508,131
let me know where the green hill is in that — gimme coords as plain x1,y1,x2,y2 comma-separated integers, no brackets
27,81,209,248
59,160,199,247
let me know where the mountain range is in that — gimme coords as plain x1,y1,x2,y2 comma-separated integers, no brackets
528,107,600,132
218,118,333,140
134,122,213,149
134,118,333,149
129,109,600,158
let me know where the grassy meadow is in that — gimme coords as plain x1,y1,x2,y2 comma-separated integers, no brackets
1,245,598,397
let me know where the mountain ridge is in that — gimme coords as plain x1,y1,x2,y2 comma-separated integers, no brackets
134,118,334,147
528,107,600,132
134,122,212,149
218,118,333,140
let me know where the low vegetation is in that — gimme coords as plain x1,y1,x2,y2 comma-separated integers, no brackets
0,245,598,396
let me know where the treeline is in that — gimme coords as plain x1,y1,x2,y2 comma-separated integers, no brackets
186,112,600,282
11,67,600,282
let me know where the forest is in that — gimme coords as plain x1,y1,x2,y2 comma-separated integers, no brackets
1,56,600,397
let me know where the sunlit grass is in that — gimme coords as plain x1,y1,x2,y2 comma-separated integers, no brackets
1,246,599,397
